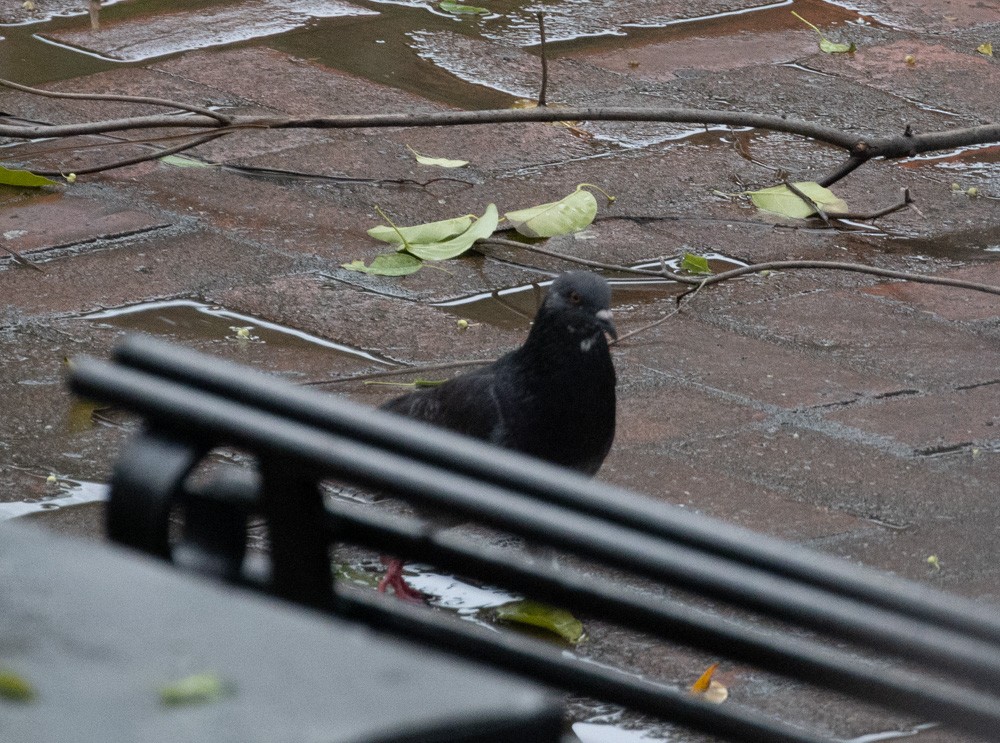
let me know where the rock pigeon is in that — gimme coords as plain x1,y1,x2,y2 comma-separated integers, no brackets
377,271,618,600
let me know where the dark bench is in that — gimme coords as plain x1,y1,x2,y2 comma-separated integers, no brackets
67,335,1000,742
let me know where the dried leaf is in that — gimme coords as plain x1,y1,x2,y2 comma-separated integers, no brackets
368,214,474,245
819,38,856,54
159,672,234,706
504,185,609,238
748,182,849,219
439,1,489,14
494,600,585,643
406,145,468,168
0,164,59,188
342,253,423,276
690,663,728,704
159,154,212,168
0,669,36,702
403,204,498,260
680,253,713,275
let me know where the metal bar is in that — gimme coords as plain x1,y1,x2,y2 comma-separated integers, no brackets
334,586,836,743
68,358,1000,704
319,499,1000,736
112,335,1000,644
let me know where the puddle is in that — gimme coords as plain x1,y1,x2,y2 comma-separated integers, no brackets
433,255,747,329
82,298,390,365
573,721,670,743
0,477,108,521
38,0,379,63
842,722,939,743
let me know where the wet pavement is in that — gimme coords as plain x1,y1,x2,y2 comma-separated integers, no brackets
1,0,999,741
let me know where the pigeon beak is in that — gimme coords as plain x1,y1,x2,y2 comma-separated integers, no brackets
596,308,617,341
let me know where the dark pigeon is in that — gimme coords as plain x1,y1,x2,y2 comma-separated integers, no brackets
377,271,618,600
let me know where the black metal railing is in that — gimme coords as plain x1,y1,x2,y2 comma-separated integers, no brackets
69,335,1000,743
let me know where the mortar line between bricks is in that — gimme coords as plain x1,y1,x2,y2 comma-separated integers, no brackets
637,364,917,458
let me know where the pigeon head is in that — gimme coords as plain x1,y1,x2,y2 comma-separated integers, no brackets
540,271,617,342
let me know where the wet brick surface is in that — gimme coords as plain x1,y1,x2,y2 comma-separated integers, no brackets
1,9,999,741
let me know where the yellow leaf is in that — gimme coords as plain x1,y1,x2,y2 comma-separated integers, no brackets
690,663,718,693
977,42,993,57
690,663,729,704
406,145,468,168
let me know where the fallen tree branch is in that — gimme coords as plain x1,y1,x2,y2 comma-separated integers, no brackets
0,78,232,125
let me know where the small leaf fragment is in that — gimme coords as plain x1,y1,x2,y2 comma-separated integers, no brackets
0,165,59,188
681,253,713,275
927,555,941,572
403,204,499,261
748,182,849,219
406,145,468,168
439,0,489,14
159,154,212,168
819,38,856,54
690,664,728,704
342,253,423,276
368,214,475,245
0,669,36,702
977,42,993,57
504,185,605,238
159,672,234,706
494,600,585,643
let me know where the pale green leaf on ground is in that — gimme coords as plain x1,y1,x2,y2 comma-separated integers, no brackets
494,600,585,643
403,203,499,260
342,252,423,276
334,562,381,588
406,145,468,168
439,0,489,14
748,182,849,219
819,38,856,53
681,253,713,275
159,672,234,706
0,669,36,702
792,11,855,54
0,164,59,188
504,186,599,238
159,154,213,168
368,214,474,245
977,42,993,56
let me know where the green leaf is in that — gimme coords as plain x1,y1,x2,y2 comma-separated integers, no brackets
504,186,599,238
494,600,585,643
439,0,489,14
406,145,468,168
0,164,59,188
747,182,849,219
0,669,36,702
160,672,234,706
681,253,713,275
342,252,423,276
819,38,856,53
368,214,474,245
403,204,499,260
159,154,212,168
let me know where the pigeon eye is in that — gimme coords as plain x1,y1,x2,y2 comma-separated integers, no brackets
569,291,582,304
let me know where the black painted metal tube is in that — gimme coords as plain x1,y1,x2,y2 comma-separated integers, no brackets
69,357,1000,712
319,500,1000,737
335,586,835,743
111,335,1000,645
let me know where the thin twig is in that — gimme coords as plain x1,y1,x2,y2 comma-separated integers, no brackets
818,153,869,187
0,244,44,272
537,12,548,107
303,359,491,387
0,78,232,125
30,131,231,176
613,279,708,344
482,237,686,280
784,179,830,225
